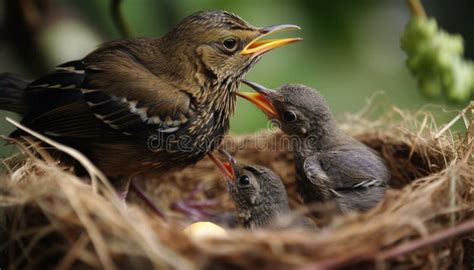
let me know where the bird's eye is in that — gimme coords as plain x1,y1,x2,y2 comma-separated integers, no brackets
282,111,297,122
238,175,251,186
223,38,238,51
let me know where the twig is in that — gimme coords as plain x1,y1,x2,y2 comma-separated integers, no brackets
449,170,457,227
5,117,110,194
301,219,474,270
406,0,427,18
408,113,428,160
56,235,90,270
434,102,474,139
111,0,133,38
21,136,55,164
377,219,474,260
1,135,36,160
64,180,117,270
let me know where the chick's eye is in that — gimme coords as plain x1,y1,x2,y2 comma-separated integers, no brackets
283,111,297,122
238,175,251,186
223,38,238,50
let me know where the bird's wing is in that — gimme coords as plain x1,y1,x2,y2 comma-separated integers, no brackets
302,155,334,200
83,45,192,135
303,155,331,185
20,48,191,139
318,149,387,191
20,61,110,139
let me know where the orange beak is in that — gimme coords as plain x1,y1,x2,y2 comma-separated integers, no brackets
241,24,302,56
208,152,234,181
236,80,279,119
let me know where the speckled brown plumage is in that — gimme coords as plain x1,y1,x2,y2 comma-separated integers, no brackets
0,11,301,195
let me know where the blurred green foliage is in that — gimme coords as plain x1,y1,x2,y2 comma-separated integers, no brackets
401,17,473,102
0,0,470,157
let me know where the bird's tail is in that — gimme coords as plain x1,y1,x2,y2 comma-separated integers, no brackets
0,73,30,114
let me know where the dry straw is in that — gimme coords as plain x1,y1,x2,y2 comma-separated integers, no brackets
0,100,472,270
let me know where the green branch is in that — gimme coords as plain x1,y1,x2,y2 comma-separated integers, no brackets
111,0,133,38
406,0,426,18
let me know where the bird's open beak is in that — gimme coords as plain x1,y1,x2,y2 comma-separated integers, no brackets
208,152,235,181
241,24,302,56
237,80,279,119
219,149,238,182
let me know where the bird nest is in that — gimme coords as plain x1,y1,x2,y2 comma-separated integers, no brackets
0,101,473,270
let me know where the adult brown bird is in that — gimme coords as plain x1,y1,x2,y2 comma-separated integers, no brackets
237,81,389,214
213,150,315,230
0,11,301,206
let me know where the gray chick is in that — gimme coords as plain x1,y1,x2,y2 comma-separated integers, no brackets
238,81,390,214
213,150,315,230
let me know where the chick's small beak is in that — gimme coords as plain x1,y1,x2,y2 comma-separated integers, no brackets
241,24,302,56
237,80,279,119
208,153,234,181
219,149,238,182
222,162,234,179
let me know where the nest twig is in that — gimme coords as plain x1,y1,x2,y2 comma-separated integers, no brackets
0,102,472,270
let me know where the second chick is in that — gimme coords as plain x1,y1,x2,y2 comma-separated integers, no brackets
214,150,315,230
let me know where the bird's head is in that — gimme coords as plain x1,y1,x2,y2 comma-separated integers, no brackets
237,81,335,138
162,11,302,83
211,150,288,212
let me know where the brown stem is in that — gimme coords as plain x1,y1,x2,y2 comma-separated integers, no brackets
301,219,474,270
377,219,474,260
110,0,133,38
406,0,427,18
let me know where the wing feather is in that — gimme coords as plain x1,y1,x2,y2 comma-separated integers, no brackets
17,43,193,141
319,149,388,190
